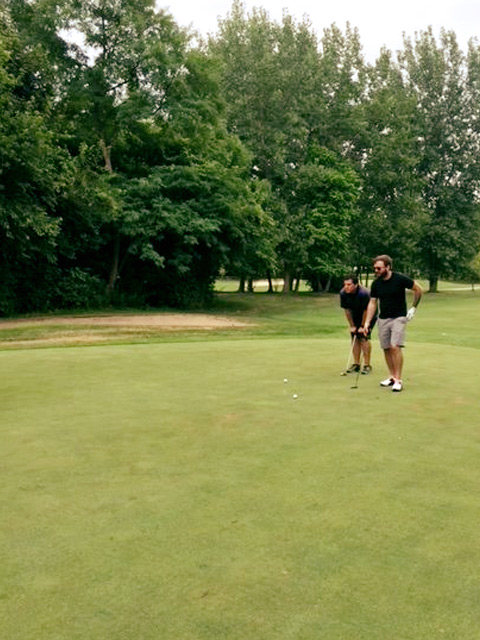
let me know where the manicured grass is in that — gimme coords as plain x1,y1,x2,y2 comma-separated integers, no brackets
1,291,480,639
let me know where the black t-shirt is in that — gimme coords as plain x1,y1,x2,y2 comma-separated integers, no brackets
340,285,371,326
370,272,414,319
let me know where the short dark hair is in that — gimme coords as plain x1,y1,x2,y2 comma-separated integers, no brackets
344,274,358,285
373,254,392,268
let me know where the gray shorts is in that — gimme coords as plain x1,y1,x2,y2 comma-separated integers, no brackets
377,317,407,349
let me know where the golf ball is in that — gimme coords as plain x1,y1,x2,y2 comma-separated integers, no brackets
293,394,298,399
284,378,288,383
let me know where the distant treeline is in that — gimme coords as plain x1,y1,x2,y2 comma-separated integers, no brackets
1,0,480,314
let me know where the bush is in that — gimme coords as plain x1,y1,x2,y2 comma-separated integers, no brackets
50,268,106,309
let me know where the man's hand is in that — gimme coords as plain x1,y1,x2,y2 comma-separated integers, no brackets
349,326,357,336
358,324,369,336
406,307,416,322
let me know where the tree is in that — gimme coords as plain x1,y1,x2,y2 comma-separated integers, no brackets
316,23,368,158
350,48,426,279
0,12,68,313
1,0,273,310
211,4,363,291
55,0,190,296
401,29,480,291
283,148,360,292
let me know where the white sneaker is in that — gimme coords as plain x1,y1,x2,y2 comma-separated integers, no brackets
380,377,394,387
392,380,403,392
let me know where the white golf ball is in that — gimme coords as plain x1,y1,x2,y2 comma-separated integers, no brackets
284,378,288,383
293,394,298,399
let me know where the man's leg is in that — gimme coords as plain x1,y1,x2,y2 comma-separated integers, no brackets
389,317,407,387
352,336,361,366
383,348,395,378
378,319,394,384
360,338,371,366
390,345,403,380
378,318,405,387
384,346,403,378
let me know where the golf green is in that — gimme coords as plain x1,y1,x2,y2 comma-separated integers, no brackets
2,336,480,639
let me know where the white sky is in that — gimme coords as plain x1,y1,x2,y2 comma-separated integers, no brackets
161,0,480,62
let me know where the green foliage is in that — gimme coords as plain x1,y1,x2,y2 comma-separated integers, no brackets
0,20,68,313
211,7,364,290
401,29,480,288
110,157,269,307
282,149,360,285
2,1,480,313
0,0,273,311
350,49,427,275
46,267,106,309
316,23,367,156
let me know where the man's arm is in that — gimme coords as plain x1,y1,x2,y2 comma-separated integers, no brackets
344,309,357,334
361,308,369,327
406,281,423,321
361,298,378,334
411,281,423,307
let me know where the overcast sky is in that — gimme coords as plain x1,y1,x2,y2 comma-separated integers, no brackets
162,0,480,62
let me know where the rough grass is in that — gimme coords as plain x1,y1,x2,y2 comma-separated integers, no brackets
1,291,480,639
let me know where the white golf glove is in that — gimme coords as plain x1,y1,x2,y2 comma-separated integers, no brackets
406,307,416,322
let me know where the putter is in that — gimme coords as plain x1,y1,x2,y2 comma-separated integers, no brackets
340,334,357,376
351,348,363,389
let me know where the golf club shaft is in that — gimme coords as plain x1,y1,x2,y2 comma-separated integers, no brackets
343,334,357,374
351,344,363,388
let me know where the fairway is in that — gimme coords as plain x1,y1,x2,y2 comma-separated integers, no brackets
2,295,480,639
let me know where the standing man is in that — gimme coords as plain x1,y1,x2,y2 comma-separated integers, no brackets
340,274,376,375
361,255,423,392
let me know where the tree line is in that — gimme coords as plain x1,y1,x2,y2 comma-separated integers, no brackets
1,0,480,314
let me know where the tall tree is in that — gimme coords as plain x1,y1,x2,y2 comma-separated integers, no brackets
56,0,189,295
316,23,367,158
1,0,272,310
350,48,426,279
211,3,363,291
401,29,480,291
0,9,69,313
284,148,359,292
37,0,266,307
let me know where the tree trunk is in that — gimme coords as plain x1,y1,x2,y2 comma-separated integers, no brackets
310,275,322,293
429,275,438,293
238,276,246,293
247,278,254,293
294,277,300,292
101,137,118,299
283,269,292,293
267,272,274,293
100,138,113,173
323,275,332,293
106,230,120,298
